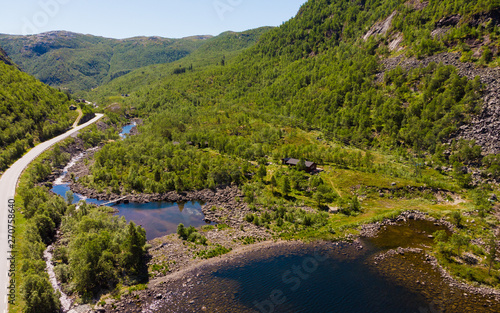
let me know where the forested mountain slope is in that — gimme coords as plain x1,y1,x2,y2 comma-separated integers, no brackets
0,48,77,171
87,27,272,103
0,31,212,92
87,0,500,195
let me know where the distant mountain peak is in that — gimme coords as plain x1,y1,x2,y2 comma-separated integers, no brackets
34,30,79,38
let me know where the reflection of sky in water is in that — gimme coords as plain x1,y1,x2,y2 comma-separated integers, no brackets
50,123,208,241
52,184,106,206
113,201,208,240
119,123,136,138
51,184,208,240
189,247,431,313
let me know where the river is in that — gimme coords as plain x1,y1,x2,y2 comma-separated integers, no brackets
48,124,500,312
46,123,209,312
50,123,210,240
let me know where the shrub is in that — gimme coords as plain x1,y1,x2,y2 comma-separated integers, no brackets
451,211,462,228
195,245,232,259
21,274,61,313
53,246,69,264
54,264,70,284
244,213,254,222
261,211,271,223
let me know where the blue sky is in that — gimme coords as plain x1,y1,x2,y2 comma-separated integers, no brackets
0,0,307,39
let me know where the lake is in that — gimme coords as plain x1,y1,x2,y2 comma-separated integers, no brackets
145,221,500,313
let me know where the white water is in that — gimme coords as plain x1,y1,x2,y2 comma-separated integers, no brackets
54,152,83,185
44,245,72,312
47,147,100,308
54,152,84,185
45,125,135,308
54,146,100,186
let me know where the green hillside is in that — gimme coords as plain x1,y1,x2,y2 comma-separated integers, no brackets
83,0,500,287
86,27,272,103
77,0,500,202
0,50,77,171
96,0,498,151
12,0,500,307
0,47,15,66
0,31,212,92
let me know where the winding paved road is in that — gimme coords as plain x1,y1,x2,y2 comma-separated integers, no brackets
0,113,103,313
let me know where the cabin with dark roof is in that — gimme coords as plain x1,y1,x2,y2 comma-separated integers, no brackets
282,158,317,173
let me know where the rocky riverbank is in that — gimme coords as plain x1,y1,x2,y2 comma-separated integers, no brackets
145,215,274,279
427,252,500,300
360,210,456,238
370,249,500,312
362,210,500,303
103,239,367,313
69,176,260,227
102,209,500,313
371,246,500,302
62,146,276,228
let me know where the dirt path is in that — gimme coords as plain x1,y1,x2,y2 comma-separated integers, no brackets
71,107,83,128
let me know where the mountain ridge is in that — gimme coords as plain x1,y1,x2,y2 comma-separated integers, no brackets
86,26,272,102
0,31,214,91
0,30,214,46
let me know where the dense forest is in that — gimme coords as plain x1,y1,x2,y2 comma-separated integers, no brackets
85,0,499,195
0,56,77,171
0,47,15,66
83,61,480,196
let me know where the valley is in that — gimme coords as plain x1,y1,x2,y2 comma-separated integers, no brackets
0,31,213,92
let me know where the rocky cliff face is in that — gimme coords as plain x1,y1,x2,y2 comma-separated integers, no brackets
380,52,500,155
362,5,500,155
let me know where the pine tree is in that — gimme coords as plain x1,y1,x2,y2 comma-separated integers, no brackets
21,274,61,313
257,164,267,181
282,176,291,196
487,236,498,275
270,175,277,193
124,222,145,273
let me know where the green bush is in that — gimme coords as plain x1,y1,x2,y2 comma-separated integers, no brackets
21,274,61,313
244,213,254,223
195,244,232,259
54,264,70,284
